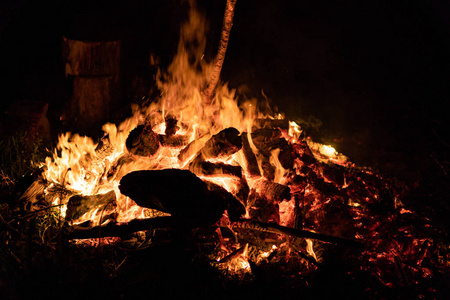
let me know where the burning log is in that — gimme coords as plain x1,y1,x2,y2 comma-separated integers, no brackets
240,132,261,177
164,114,179,136
65,190,117,222
202,0,237,104
158,134,189,148
126,124,160,156
252,179,291,203
189,159,242,178
247,191,280,223
198,127,242,159
178,134,211,163
119,169,244,226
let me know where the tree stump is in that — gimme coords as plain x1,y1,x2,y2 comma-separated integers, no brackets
62,37,121,135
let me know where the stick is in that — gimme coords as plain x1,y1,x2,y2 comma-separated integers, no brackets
64,216,175,240
202,0,237,104
231,220,362,247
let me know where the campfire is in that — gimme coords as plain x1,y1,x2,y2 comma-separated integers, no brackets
2,1,448,299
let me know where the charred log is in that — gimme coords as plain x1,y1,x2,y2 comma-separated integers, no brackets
199,127,242,160
159,134,189,148
240,132,261,177
260,159,275,181
126,124,160,156
292,139,317,167
252,179,291,203
251,129,282,150
247,191,280,223
164,114,179,136
190,159,242,178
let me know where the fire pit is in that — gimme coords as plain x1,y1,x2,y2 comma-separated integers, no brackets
1,1,449,299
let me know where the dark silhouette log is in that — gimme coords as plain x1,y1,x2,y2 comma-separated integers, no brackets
119,169,244,226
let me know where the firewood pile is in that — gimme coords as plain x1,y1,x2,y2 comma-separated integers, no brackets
4,113,445,299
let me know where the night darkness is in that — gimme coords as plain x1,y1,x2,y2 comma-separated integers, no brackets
1,1,449,210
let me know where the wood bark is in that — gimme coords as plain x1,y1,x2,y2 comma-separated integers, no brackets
202,0,237,104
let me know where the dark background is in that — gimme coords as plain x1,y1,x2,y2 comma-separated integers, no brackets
1,0,449,184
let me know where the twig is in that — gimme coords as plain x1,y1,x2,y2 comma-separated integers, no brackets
15,204,65,221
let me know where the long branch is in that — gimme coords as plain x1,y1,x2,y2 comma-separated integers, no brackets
202,0,237,105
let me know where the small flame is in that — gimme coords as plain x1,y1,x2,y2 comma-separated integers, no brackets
306,238,317,262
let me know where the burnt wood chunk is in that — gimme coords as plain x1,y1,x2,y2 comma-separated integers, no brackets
190,159,242,178
247,191,280,223
199,127,242,159
240,132,261,177
126,124,160,156
66,190,116,222
164,115,179,136
119,169,241,226
159,134,189,148
252,179,291,203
